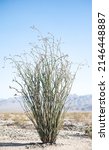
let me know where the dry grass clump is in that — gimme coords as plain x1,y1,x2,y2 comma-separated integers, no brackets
2,113,11,120
0,113,29,127
65,112,92,124
12,115,28,126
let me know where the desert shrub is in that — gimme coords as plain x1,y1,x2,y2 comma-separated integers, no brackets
6,31,80,144
85,125,92,138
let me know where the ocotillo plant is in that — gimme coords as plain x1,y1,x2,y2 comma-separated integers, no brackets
7,32,78,144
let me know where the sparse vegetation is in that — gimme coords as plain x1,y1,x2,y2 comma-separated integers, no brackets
0,112,92,124
0,111,92,149
12,115,28,127
3,113,10,120
0,112,92,139
6,31,82,144
65,112,92,124
85,125,92,138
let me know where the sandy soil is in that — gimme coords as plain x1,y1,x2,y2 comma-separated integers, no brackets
0,119,91,150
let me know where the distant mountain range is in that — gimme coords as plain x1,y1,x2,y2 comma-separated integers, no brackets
66,94,92,111
0,94,92,112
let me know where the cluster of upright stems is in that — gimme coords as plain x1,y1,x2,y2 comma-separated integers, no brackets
8,33,75,144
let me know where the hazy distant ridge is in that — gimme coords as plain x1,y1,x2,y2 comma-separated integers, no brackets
0,94,92,112
67,94,92,111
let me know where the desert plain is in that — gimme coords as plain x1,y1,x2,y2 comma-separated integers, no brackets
0,112,92,150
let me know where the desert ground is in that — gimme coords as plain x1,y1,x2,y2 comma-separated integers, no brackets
0,112,92,150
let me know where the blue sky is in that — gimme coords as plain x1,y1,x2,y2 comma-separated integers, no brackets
0,0,91,98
